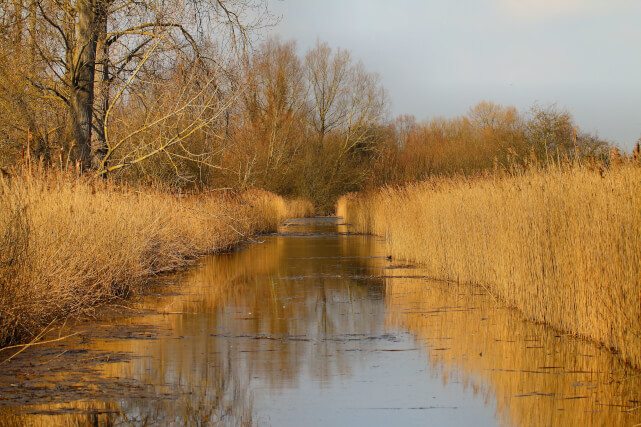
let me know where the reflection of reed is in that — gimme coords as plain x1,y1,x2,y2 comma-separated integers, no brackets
183,231,387,389
5,223,390,424
122,229,388,392
110,228,389,392
84,239,288,424
0,237,284,426
0,395,252,426
385,276,641,427
154,236,287,314
0,401,119,427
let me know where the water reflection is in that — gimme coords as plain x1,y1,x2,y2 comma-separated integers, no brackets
0,218,639,426
385,275,641,426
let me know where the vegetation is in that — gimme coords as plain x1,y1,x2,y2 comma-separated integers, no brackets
0,0,637,366
1,0,613,212
0,167,312,347
338,161,641,369
367,102,611,188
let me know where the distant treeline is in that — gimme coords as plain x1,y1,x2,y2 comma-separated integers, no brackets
0,0,626,210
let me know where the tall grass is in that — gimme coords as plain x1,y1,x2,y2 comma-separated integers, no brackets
337,164,641,369
0,170,313,347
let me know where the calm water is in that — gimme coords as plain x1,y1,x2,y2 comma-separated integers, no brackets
1,218,640,426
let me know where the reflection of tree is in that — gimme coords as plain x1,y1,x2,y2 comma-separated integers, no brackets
2,219,393,423
8,219,641,425
385,276,641,427
189,225,387,390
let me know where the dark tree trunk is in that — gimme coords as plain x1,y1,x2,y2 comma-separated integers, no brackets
65,0,99,169
91,1,109,170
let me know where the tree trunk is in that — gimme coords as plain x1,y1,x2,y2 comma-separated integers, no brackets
91,1,109,170
65,0,98,169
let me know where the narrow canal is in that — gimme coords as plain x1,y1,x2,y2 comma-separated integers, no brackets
1,218,640,426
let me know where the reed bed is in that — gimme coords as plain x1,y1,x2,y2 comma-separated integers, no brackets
337,164,641,368
0,170,313,347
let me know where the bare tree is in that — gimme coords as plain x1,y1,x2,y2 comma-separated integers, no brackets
340,60,387,157
305,40,351,144
305,41,386,154
2,0,270,171
468,101,519,132
237,37,307,189
301,41,387,210
526,103,574,160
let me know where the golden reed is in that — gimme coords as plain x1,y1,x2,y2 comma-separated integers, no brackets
337,164,641,369
0,170,313,346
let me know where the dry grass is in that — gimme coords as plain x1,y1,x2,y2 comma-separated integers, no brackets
338,164,641,369
0,170,313,347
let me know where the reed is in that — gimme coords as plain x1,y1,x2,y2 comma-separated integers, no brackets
337,163,641,369
0,170,313,347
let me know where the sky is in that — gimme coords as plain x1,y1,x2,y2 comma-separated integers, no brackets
264,0,641,149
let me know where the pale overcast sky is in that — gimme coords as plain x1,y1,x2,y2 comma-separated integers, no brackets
265,0,641,149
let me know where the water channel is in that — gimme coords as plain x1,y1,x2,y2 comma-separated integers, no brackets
1,217,640,426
